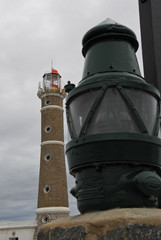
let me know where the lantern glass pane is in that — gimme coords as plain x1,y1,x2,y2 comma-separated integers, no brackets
126,88,158,134
46,74,51,80
86,88,140,135
69,90,99,136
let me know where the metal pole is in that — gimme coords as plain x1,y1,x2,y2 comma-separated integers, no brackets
138,0,161,92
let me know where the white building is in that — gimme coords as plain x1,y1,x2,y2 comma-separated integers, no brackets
0,220,37,240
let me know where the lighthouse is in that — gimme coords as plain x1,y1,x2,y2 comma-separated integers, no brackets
35,68,69,235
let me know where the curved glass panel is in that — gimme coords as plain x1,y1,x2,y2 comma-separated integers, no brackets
86,88,140,135
125,88,158,134
158,128,161,138
69,90,99,136
68,87,158,138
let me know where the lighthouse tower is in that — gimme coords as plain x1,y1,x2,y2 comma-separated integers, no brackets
35,68,69,233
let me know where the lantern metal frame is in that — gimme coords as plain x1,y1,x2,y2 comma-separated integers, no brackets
66,75,160,139
66,75,161,176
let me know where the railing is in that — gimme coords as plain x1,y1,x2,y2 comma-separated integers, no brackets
38,80,61,93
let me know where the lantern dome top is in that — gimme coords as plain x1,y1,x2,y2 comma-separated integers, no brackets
82,18,138,57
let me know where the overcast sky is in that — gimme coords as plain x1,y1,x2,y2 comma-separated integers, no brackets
0,0,143,221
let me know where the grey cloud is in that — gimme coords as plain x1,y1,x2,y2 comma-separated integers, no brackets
0,0,141,221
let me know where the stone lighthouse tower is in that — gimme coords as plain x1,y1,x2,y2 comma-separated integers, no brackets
35,68,69,235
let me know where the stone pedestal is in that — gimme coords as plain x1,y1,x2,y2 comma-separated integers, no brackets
37,208,161,240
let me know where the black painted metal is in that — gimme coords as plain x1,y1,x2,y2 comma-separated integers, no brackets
138,0,161,92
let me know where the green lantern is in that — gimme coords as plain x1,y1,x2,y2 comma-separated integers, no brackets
65,19,161,213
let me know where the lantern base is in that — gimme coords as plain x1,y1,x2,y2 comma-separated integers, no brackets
70,165,161,213
67,134,161,213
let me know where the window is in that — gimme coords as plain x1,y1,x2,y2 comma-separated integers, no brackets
44,185,50,193
45,80,51,87
44,154,52,161
44,125,52,133
42,215,50,224
45,99,51,105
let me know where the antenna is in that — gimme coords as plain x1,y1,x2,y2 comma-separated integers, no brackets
51,59,53,72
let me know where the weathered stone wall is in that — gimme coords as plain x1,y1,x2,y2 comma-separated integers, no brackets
34,208,69,240
41,108,64,142
35,89,69,240
37,91,68,209
41,95,63,108
38,144,68,208
37,208,161,240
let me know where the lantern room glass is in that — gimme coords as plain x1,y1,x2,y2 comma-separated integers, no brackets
69,90,99,136
43,73,60,88
68,87,158,137
125,88,158,135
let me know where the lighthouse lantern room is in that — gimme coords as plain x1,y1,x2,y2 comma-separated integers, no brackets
38,68,64,95
43,68,61,89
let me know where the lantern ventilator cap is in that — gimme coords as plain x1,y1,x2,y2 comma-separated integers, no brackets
97,18,118,26
82,18,139,57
